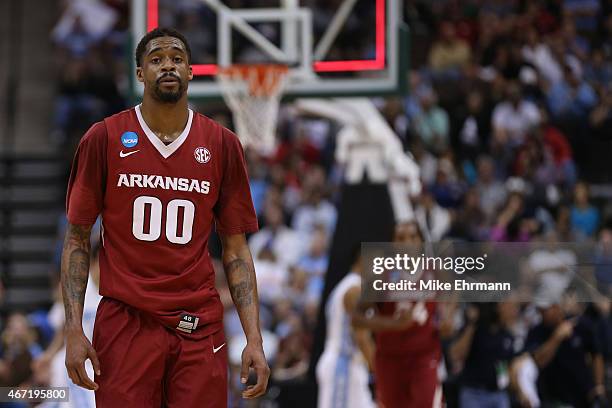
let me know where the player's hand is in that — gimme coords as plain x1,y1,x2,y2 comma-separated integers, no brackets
240,341,270,399
65,329,100,391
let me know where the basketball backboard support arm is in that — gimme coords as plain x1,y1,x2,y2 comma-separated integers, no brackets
295,97,421,220
313,0,358,61
206,0,291,64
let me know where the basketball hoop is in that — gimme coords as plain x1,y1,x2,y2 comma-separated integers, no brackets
217,64,289,156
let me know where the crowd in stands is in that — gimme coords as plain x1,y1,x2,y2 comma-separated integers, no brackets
0,0,610,407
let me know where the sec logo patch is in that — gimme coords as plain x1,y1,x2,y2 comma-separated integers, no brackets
121,131,139,148
194,147,211,164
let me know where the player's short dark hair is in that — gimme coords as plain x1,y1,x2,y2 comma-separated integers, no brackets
135,27,192,67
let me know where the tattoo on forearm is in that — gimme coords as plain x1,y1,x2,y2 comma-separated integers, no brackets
225,258,255,308
61,224,92,327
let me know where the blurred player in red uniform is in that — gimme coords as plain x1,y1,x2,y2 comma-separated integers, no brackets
61,28,269,408
373,223,446,408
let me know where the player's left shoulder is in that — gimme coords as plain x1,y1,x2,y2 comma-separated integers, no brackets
192,112,224,140
192,111,241,151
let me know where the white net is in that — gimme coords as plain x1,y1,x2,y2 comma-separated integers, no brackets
217,64,289,156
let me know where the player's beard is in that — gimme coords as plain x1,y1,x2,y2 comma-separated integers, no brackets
153,75,186,103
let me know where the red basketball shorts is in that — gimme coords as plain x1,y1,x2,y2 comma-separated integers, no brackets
375,351,442,408
92,298,227,408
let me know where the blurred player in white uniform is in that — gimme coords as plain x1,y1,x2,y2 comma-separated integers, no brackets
316,249,375,408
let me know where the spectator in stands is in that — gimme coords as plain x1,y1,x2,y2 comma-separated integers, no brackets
590,87,612,140
593,300,612,404
415,189,451,241
291,167,337,237
450,302,521,408
409,138,438,187
449,187,487,241
428,21,471,76
522,28,561,87
584,48,612,88
496,42,537,83
285,268,309,309
563,0,601,34
555,205,576,242
250,203,304,268
537,108,577,188
251,245,291,305
295,226,329,304
53,15,100,58
429,158,464,209
412,88,450,155
273,313,310,381
513,133,558,187
452,90,491,163
57,56,122,128
583,300,612,383
247,150,270,216
594,226,612,297
527,231,577,297
560,18,590,61
525,298,605,407
296,226,328,278
266,165,300,216
52,0,119,57
475,156,507,223
53,59,105,142
492,81,541,148
0,312,43,387
570,181,600,239
490,191,538,242
272,297,296,339
547,65,598,122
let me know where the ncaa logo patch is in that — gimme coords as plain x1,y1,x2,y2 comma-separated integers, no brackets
194,147,211,164
121,131,139,148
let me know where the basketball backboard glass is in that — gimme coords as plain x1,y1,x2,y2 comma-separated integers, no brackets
130,0,407,99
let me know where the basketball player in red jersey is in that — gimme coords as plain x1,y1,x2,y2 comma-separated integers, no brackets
61,28,269,407
372,223,448,408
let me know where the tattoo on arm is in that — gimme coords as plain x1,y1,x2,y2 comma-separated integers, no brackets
61,224,92,329
221,235,262,343
225,258,254,308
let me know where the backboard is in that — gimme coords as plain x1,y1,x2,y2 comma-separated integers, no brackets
130,0,408,99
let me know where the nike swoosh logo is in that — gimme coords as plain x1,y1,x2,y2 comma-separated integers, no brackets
120,150,140,158
213,343,226,354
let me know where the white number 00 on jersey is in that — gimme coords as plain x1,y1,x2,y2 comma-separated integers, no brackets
132,196,195,244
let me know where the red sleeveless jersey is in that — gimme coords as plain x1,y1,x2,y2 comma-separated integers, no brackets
66,105,258,338
375,301,441,357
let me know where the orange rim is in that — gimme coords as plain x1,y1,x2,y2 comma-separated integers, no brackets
217,64,289,97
